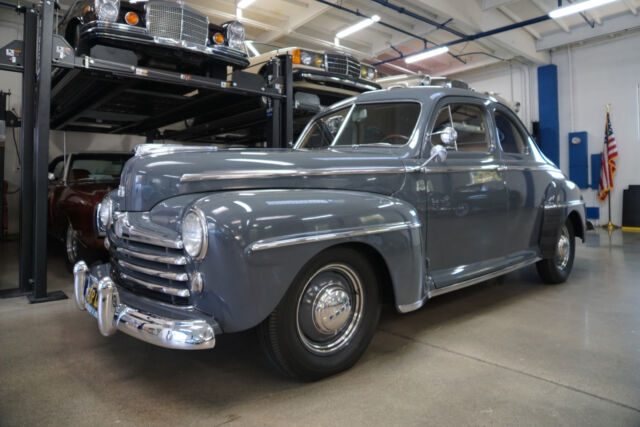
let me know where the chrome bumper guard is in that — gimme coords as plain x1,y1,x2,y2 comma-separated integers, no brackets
73,261,215,350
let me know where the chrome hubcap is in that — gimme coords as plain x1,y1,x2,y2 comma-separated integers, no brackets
555,225,571,270
296,263,363,355
66,224,78,262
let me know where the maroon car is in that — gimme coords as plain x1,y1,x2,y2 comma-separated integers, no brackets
48,152,131,270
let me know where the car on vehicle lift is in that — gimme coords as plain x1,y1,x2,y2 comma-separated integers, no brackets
244,41,380,110
48,152,131,270
73,86,586,380
57,0,249,78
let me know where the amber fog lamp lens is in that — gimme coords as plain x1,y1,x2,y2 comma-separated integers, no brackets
213,32,225,44
292,49,301,64
83,5,91,14
125,11,139,25
314,56,323,67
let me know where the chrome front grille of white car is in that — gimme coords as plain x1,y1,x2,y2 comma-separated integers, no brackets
146,1,209,46
325,53,361,79
108,212,190,305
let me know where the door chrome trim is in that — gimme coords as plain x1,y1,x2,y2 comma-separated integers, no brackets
428,257,542,298
180,166,406,182
248,221,420,252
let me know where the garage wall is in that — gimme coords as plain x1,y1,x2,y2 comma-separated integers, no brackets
452,30,640,226
0,8,143,235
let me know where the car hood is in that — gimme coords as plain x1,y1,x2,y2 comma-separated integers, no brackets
119,148,407,211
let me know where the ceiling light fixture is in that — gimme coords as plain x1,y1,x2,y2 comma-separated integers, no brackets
336,15,380,39
236,7,243,19
548,0,618,19
237,0,256,10
404,46,449,64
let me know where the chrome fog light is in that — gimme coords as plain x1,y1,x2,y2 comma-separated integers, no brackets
181,208,208,260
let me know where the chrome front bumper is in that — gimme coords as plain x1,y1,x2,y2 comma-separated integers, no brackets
73,261,215,350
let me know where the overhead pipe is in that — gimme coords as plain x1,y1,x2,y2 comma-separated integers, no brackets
367,0,467,38
315,0,465,64
373,14,552,66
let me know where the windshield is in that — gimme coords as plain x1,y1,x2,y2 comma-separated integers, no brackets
296,102,421,149
68,155,130,181
244,41,281,57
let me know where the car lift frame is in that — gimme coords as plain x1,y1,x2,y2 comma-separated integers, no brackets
0,0,294,302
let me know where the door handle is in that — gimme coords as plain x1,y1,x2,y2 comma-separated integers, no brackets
496,165,507,172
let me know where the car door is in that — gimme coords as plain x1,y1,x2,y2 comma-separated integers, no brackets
492,104,542,258
423,99,509,288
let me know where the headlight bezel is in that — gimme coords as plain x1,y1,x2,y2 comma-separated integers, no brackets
95,0,120,22
181,207,209,261
224,21,246,52
96,197,113,236
294,49,324,69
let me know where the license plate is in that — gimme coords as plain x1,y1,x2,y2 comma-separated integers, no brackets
85,281,99,312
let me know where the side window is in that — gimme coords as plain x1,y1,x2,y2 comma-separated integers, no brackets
296,107,350,149
494,110,527,154
51,159,65,180
431,104,490,152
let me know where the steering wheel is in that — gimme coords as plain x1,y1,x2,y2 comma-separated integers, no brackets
381,134,410,144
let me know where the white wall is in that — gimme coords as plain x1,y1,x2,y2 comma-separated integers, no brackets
452,31,640,226
0,8,143,235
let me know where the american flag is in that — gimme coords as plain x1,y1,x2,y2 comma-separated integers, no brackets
597,110,618,202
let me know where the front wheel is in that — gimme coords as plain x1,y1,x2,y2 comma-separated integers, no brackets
257,247,381,380
536,220,575,284
64,221,82,272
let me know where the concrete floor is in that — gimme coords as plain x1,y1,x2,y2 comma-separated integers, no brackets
1,229,639,426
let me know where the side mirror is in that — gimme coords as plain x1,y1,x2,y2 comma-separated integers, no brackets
420,144,447,170
430,144,447,163
48,172,55,181
440,126,458,145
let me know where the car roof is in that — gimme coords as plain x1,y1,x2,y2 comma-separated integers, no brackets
353,86,494,105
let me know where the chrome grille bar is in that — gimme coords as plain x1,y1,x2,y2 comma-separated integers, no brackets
118,260,189,281
146,1,209,46
120,273,191,297
117,247,187,265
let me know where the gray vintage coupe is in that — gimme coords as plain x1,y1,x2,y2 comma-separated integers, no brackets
73,86,586,380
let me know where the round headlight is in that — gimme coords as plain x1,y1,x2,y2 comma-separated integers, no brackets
95,0,119,22
367,68,376,80
225,21,245,51
182,209,208,260
98,198,113,230
300,51,313,66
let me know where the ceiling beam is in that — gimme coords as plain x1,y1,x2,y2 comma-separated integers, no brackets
481,0,520,10
413,0,549,63
536,11,640,50
531,0,571,32
498,5,542,39
623,0,638,15
256,2,331,43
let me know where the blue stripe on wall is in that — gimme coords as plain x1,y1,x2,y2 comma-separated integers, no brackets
537,65,560,167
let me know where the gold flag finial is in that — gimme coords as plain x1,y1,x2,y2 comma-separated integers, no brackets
606,103,611,113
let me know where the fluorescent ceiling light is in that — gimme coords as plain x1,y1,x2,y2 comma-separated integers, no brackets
336,15,380,39
405,46,449,64
245,41,259,56
334,37,340,46
236,7,242,19
548,0,618,19
237,0,256,10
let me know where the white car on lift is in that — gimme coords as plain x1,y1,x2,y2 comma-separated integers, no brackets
243,41,380,109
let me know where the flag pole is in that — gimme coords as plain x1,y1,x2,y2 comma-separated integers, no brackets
604,104,617,233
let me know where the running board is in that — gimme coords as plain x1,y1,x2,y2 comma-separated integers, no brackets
428,257,542,298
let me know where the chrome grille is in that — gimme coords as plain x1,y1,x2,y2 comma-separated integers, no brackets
146,1,209,46
108,213,190,305
326,54,361,79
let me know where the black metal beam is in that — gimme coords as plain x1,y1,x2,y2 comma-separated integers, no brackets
374,14,551,66
30,0,66,303
17,7,38,296
280,54,294,148
368,0,467,38
0,91,6,242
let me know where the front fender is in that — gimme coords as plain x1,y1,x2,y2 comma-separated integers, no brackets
191,189,423,333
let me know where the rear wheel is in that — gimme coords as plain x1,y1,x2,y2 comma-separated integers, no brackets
536,220,575,284
258,247,381,380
